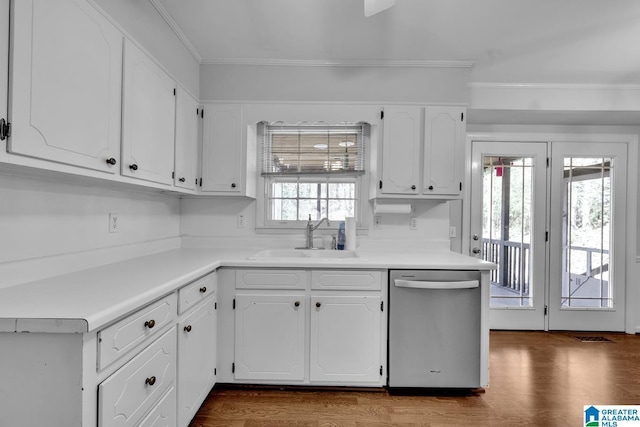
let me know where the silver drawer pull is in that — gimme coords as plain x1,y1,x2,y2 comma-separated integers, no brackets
145,376,156,386
394,279,479,289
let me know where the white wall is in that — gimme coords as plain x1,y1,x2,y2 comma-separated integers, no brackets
200,64,469,103
180,197,452,249
0,174,180,287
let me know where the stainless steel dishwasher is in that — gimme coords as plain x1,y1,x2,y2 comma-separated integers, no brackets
388,269,481,388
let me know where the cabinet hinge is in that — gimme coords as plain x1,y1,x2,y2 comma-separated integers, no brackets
0,118,11,141
461,112,464,121
544,305,548,316
380,110,384,120
232,363,235,373
379,180,383,189
233,298,236,309
380,301,384,312
380,365,383,376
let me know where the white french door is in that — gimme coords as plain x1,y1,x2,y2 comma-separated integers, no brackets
548,142,627,331
470,140,628,331
470,142,548,330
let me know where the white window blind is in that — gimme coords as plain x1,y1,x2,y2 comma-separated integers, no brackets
262,123,366,176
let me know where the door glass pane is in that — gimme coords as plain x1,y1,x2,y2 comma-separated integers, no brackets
562,157,612,308
483,156,534,308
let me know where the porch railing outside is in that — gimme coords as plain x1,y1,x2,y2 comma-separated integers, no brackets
482,239,608,301
482,238,530,295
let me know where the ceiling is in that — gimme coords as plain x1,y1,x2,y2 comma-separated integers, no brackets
156,0,640,85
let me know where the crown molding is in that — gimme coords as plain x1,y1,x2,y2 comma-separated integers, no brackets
469,82,640,90
148,0,202,63
201,58,475,68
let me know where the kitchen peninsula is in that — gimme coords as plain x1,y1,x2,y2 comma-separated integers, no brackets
0,245,493,427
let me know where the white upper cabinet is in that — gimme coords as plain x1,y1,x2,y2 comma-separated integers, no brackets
380,106,422,195
201,104,256,197
423,106,465,196
8,0,122,173
375,105,466,199
121,40,176,185
174,87,200,190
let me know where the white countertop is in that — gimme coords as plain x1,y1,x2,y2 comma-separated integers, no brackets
0,247,494,333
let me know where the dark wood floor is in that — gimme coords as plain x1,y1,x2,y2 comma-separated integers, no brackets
190,331,640,426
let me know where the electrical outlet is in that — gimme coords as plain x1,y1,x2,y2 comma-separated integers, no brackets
237,215,245,228
109,213,119,233
374,215,382,229
410,217,417,230
449,226,457,238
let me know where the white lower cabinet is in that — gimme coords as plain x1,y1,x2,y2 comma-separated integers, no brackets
177,296,217,427
99,327,177,427
231,269,386,387
234,294,305,381
310,295,381,383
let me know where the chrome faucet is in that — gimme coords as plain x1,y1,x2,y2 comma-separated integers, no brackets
299,215,330,249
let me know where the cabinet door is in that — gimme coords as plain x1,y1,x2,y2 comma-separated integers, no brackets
99,328,176,427
380,106,421,194
234,294,305,381
310,295,382,384
174,87,199,190
9,0,122,173
177,297,217,427
201,104,243,193
423,106,465,196
121,40,175,185
137,387,176,427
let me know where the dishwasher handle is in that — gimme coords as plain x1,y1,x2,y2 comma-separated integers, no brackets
394,279,479,289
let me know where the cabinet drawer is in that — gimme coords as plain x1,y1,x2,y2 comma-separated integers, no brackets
178,272,216,314
137,387,176,427
99,327,176,427
311,270,383,290
98,293,177,370
236,269,307,290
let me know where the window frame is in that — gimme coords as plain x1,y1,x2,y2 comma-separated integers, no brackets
265,175,361,226
255,122,371,233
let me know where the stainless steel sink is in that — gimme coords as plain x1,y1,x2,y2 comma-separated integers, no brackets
248,249,359,260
